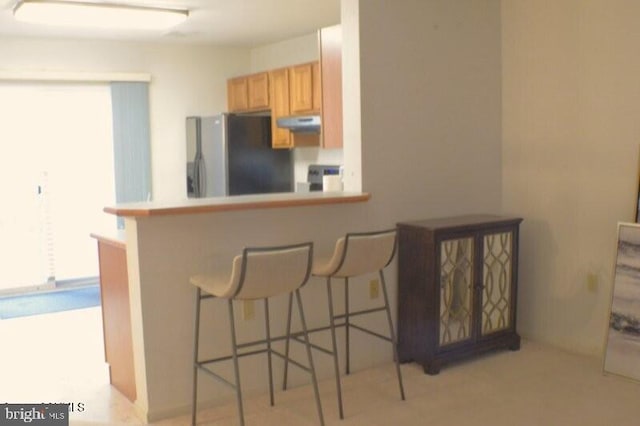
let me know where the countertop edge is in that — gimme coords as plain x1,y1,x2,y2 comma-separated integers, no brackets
90,232,126,249
104,192,371,218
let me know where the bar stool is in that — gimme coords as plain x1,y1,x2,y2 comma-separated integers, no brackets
190,242,324,426
283,229,405,419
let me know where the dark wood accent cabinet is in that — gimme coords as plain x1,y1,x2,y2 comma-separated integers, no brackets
397,215,522,375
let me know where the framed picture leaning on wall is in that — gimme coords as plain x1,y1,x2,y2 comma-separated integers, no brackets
603,222,640,382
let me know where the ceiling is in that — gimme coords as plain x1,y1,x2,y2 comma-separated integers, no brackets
0,0,341,47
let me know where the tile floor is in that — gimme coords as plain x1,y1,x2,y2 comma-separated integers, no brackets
1,307,640,425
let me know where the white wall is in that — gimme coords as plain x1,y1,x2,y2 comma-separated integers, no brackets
502,1,640,356
0,33,343,204
0,37,250,203
249,32,319,72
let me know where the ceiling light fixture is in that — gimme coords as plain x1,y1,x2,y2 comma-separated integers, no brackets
13,0,189,31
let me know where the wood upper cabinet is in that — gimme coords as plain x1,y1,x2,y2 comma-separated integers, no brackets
290,62,321,148
319,24,343,149
227,76,248,112
269,64,320,149
227,72,269,112
226,59,325,148
247,72,269,110
269,67,292,149
289,62,321,115
312,61,322,112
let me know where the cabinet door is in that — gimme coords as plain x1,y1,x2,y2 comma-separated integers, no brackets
319,24,343,148
227,77,248,112
247,72,269,110
269,68,291,149
481,231,514,336
289,63,314,114
438,236,474,347
96,240,136,402
312,61,322,112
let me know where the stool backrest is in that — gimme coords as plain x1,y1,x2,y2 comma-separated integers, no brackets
325,229,397,278
230,242,313,300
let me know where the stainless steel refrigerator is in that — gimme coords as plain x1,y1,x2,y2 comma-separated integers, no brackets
186,114,293,198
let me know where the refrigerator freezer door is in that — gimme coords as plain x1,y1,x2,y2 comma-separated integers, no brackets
227,114,293,195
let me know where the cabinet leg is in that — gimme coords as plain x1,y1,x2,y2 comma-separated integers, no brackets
508,336,521,351
423,361,441,375
397,343,413,363
398,351,412,364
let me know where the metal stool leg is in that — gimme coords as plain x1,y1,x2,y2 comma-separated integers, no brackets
228,300,246,426
380,270,406,401
264,298,275,406
191,288,202,426
282,293,293,391
344,277,350,375
295,289,325,426
326,278,344,420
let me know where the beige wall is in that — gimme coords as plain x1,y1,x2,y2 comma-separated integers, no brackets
358,0,503,222
341,0,362,191
0,0,506,419
502,1,640,356
129,0,504,420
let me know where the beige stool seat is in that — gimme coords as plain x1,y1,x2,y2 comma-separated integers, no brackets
312,231,400,277
190,243,324,426
283,229,406,420
191,245,311,299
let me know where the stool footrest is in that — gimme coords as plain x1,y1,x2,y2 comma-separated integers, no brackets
196,364,237,390
334,306,386,319
198,345,316,377
348,323,392,343
292,335,335,356
198,348,267,366
289,321,391,354
271,350,312,373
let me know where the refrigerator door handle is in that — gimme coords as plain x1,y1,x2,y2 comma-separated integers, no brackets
197,158,206,197
192,116,207,198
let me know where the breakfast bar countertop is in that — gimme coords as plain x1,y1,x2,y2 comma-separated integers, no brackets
90,229,126,248
103,191,370,217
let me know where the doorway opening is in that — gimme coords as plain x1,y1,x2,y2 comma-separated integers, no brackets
0,82,115,299
0,81,117,414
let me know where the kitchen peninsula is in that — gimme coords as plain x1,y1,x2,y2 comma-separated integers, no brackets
98,190,370,422
105,191,369,217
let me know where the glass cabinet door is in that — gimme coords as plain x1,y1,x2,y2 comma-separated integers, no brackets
439,237,474,346
481,231,513,335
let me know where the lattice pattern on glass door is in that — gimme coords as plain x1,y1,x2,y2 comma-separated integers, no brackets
482,232,512,334
439,237,473,346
